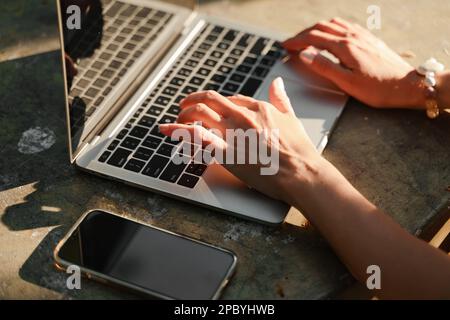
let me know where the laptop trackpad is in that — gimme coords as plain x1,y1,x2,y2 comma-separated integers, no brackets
255,63,348,151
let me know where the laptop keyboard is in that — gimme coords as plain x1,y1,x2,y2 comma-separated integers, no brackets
68,1,173,132
98,23,285,189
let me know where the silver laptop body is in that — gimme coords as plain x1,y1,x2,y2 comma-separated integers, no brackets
56,0,348,225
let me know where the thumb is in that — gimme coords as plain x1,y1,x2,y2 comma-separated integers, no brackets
269,77,296,115
299,47,352,88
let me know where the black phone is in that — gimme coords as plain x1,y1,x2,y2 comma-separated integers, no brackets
54,210,237,300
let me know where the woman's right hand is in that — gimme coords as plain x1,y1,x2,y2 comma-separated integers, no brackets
283,17,426,109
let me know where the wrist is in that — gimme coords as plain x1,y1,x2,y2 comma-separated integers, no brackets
282,155,336,207
395,70,427,109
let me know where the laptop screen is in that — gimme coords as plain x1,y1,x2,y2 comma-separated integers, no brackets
57,0,196,161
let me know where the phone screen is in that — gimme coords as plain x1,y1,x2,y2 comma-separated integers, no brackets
56,211,236,299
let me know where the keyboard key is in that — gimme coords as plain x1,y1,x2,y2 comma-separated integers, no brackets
159,115,177,124
190,77,205,86
129,126,149,139
198,68,211,77
267,50,282,58
105,2,123,17
225,57,238,65
138,116,156,128
244,57,258,65
136,7,151,18
107,148,132,167
182,86,197,94
206,35,218,42
165,136,181,145
185,60,198,68
223,82,239,93
108,140,120,151
120,5,137,17
199,43,212,51
170,77,185,86
157,143,176,157
237,65,252,73
155,96,171,106
85,88,99,98
117,129,128,140
205,59,217,67
134,147,154,161
121,137,140,150
204,83,220,91
101,69,115,78
219,66,232,74
124,158,145,173
250,38,270,55
211,51,223,59
211,74,226,83
261,57,276,66
212,26,224,34
150,126,166,138
175,95,186,103
224,29,238,41
231,49,243,56
177,174,200,188
218,42,230,50
147,105,164,117
167,105,181,115
237,33,253,47
160,159,188,183
186,163,208,177
193,51,205,59
98,151,111,163
230,73,246,83
178,143,199,157
253,66,270,78
142,136,162,149
142,155,170,178
240,77,262,96
117,51,129,60
178,68,192,77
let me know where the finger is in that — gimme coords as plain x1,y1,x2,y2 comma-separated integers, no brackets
227,95,260,110
298,47,353,90
311,20,348,37
330,17,352,30
269,77,296,115
283,29,346,60
159,123,227,151
177,103,225,131
180,91,238,117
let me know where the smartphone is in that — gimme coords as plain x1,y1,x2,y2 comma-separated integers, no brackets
54,210,237,300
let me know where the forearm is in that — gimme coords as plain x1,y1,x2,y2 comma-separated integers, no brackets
286,157,450,299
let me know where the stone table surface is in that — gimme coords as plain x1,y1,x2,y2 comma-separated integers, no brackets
0,0,449,299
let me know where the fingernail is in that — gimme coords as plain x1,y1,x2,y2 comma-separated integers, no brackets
274,77,285,92
180,98,186,105
300,50,317,65
158,124,169,133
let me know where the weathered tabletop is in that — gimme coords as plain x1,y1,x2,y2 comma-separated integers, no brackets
0,0,449,299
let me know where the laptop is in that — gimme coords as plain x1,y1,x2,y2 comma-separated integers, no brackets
56,0,348,225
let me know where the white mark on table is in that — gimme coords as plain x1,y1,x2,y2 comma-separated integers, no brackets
17,127,56,154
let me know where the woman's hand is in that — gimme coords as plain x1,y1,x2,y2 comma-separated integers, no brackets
159,78,326,204
283,17,426,109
